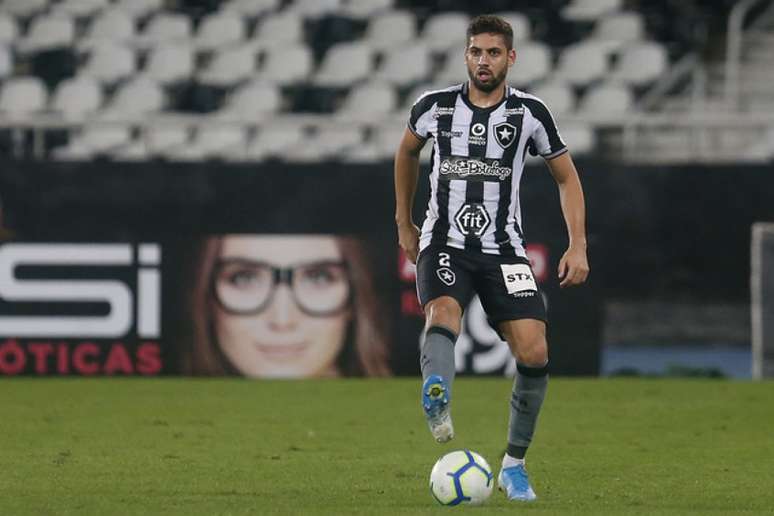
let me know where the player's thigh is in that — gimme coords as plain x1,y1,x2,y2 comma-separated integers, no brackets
416,245,475,322
498,318,548,365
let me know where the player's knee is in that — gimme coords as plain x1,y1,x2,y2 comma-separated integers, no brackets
425,297,462,330
516,336,548,367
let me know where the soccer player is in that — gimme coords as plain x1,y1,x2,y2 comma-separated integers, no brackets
393,15,589,501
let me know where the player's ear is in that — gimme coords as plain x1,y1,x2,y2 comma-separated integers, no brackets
508,48,516,67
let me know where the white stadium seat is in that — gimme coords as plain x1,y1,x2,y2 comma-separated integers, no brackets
53,123,132,160
0,0,49,19
531,81,574,116
0,45,11,78
287,0,342,18
556,123,595,155
113,0,163,20
100,77,165,120
135,13,191,47
553,42,608,86
561,0,623,22
420,12,469,53
435,51,470,84
199,45,257,88
195,12,245,51
511,42,552,86
245,121,306,160
336,81,397,122
374,43,429,87
260,44,312,84
249,12,303,49
166,124,248,161
82,43,135,84
578,81,633,120
314,41,373,87
611,42,668,86
222,0,282,18
341,0,394,19
144,44,194,84
363,10,415,51
18,14,75,53
285,124,364,162
590,12,645,54
80,9,135,49
53,0,110,18
0,77,47,119
496,12,531,42
51,75,103,120
217,81,282,121
0,13,18,46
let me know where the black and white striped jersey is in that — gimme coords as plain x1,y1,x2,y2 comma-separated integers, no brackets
408,82,567,257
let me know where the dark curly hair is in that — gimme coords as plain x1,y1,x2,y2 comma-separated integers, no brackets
466,14,514,50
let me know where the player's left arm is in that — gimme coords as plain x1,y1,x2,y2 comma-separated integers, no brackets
545,152,589,288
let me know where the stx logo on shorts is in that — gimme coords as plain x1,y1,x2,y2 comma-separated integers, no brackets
454,204,491,237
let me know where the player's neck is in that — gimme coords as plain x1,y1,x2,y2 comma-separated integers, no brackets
466,81,506,109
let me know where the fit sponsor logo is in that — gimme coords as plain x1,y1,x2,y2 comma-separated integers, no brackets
439,157,512,181
454,204,491,237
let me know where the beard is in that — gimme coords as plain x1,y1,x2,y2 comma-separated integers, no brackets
467,66,507,93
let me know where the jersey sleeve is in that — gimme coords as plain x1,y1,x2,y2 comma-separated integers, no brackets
407,93,436,140
525,98,568,159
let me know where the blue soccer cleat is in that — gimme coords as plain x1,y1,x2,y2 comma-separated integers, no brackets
421,375,454,443
497,463,537,501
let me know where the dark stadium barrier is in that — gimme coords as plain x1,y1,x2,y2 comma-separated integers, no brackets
2,160,772,377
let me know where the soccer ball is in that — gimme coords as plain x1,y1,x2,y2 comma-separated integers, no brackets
429,450,494,506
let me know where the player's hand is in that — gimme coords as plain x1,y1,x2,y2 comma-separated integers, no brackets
558,245,589,288
397,222,420,264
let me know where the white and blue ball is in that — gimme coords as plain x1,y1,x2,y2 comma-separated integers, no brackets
429,449,494,506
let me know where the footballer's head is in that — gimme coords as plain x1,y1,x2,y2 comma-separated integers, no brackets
465,15,516,93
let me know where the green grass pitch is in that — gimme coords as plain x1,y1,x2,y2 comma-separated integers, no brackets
1,378,773,515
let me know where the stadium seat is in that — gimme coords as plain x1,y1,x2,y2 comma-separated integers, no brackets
363,10,415,51
561,0,623,22
531,81,574,116
553,42,607,87
558,123,595,154
335,81,397,122
99,77,165,120
79,9,135,50
18,14,75,53
135,13,191,48
313,41,373,87
53,123,132,160
81,43,135,84
0,45,12,78
511,42,552,86
0,77,47,119
116,123,192,159
0,13,18,46
611,42,668,86
198,45,257,88
590,12,645,54
144,44,194,85
341,0,394,19
287,0,342,18
249,11,303,49
0,0,49,19
285,124,364,162
420,12,469,53
52,0,110,18
260,44,312,84
216,81,281,121
245,121,306,160
194,12,245,51
113,0,163,20
496,12,531,42
374,43,430,87
578,81,633,120
166,124,248,161
435,51,469,84
222,0,282,18
51,75,103,120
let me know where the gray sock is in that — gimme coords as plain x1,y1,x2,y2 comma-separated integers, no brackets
420,326,457,397
506,362,549,459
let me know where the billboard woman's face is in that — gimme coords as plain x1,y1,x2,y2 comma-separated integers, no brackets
212,235,351,378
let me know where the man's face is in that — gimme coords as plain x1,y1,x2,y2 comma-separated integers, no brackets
465,32,516,93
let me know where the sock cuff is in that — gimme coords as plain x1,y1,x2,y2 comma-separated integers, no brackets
426,325,457,342
517,362,549,377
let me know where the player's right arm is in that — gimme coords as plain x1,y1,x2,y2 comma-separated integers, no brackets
394,128,426,264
